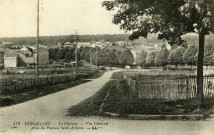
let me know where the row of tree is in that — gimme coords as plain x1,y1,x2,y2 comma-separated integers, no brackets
136,43,214,69
49,46,134,67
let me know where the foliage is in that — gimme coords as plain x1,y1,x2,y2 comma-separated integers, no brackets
56,48,65,60
204,43,214,65
194,43,214,65
80,47,90,60
146,51,158,66
154,44,169,67
168,47,186,67
135,50,148,67
65,49,75,61
49,48,59,60
119,49,134,66
105,50,118,66
182,45,198,65
102,0,214,106
84,50,91,62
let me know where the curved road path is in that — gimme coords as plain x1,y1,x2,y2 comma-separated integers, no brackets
0,69,119,134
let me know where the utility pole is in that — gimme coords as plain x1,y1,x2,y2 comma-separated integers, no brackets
90,41,92,66
36,0,40,85
75,29,78,72
95,42,98,68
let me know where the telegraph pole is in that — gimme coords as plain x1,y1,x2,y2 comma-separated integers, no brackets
75,29,78,72
36,0,40,85
90,41,92,66
95,42,98,68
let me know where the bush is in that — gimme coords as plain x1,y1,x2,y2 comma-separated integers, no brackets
100,66,106,70
0,97,15,106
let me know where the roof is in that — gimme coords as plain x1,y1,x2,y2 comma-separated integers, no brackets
4,52,19,57
64,42,72,45
20,47,33,52
22,57,35,64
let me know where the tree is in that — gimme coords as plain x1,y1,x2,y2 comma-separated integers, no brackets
80,47,90,60
183,45,198,69
106,50,118,67
168,47,186,69
99,49,110,66
84,51,91,62
49,48,59,61
102,0,214,107
65,49,74,61
115,50,122,66
146,51,158,66
119,50,134,67
155,44,169,69
204,43,214,67
135,50,148,67
56,48,65,60
169,47,186,69
179,0,214,106
103,0,214,107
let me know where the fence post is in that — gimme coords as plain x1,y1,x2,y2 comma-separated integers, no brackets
14,81,17,92
186,77,189,100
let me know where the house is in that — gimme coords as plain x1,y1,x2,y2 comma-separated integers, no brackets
4,51,20,67
1,42,13,46
19,47,34,57
64,42,74,48
19,57,35,67
96,40,111,48
77,42,90,48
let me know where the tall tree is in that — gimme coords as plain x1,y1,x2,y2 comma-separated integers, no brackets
204,42,214,67
182,45,198,69
120,50,134,67
135,50,148,67
168,47,186,69
106,50,118,67
65,49,75,61
155,45,169,69
102,0,214,107
146,51,158,66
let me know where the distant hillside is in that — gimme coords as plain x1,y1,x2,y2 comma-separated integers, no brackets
0,34,130,46
181,33,214,47
0,33,213,47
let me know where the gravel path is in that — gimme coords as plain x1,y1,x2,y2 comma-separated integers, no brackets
0,70,119,134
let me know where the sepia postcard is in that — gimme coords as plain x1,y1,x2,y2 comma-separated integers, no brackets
0,0,214,135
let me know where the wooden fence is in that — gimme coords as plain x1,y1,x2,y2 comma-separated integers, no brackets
0,68,98,94
0,73,77,94
123,74,214,100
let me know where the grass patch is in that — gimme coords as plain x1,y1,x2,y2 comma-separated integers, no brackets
87,70,106,79
111,71,123,80
102,79,214,116
67,80,115,117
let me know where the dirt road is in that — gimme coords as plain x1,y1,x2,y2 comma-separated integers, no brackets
0,70,119,134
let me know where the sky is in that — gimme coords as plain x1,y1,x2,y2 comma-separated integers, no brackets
0,0,126,37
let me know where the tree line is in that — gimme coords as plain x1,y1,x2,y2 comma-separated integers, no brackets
49,46,134,67
136,43,214,69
